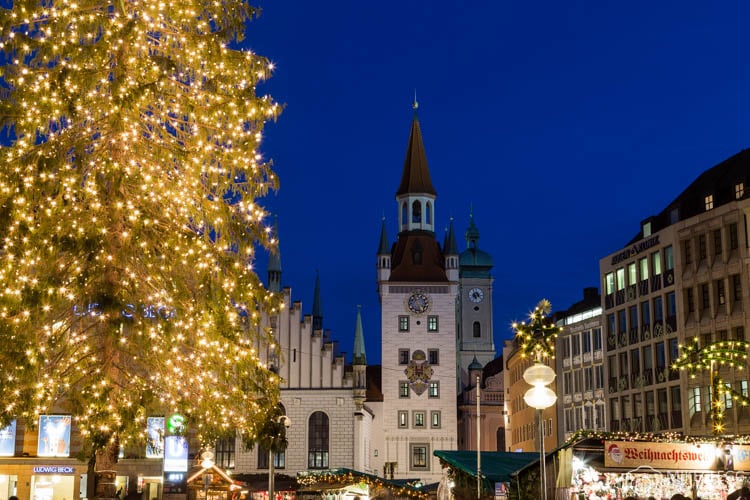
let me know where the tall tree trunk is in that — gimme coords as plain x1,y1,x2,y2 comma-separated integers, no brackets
94,439,120,499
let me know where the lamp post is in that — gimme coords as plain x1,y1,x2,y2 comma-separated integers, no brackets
523,360,557,500
268,415,290,500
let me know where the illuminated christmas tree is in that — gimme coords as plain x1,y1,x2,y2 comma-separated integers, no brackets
0,0,282,496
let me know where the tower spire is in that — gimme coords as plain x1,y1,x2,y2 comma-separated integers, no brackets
352,305,366,366
267,216,282,293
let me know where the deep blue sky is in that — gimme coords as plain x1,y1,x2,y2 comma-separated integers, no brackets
243,1,750,365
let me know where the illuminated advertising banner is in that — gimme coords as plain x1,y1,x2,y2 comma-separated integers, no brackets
146,417,165,458
604,440,750,471
163,435,188,472
37,415,71,457
0,420,16,456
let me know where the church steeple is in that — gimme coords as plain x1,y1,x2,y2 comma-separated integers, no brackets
312,270,322,332
396,105,436,234
376,217,391,282
268,216,282,293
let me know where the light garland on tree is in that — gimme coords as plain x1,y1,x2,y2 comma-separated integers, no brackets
672,337,750,435
0,0,283,462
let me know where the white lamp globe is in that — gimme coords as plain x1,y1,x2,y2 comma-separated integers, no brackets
524,385,557,410
523,362,556,387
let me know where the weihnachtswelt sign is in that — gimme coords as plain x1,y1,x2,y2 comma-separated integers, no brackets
604,441,750,471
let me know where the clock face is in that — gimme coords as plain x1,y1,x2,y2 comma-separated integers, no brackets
407,291,430,314
468,287,484,303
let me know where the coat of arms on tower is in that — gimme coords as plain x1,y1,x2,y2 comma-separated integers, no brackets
404,350,433,395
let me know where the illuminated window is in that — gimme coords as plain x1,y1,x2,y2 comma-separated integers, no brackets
736,183,745,199
410,444,429,470
414,412,425,428
431,411,441,428
427,315,438,332
399,382,410,398
398,411,408,428
428,381,439,398
399,316,409,332
705,194,714,211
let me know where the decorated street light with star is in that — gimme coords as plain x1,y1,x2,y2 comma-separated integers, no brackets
512,299,562,362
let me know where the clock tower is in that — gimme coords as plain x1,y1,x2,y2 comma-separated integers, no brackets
457,214,495,390
375,106,458,485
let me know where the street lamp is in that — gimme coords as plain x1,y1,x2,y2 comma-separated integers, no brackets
268,415,291,500
523,361,557,500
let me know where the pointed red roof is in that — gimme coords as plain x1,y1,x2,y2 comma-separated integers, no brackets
396,116,436,197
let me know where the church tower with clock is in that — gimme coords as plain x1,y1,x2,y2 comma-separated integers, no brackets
375,106,459,484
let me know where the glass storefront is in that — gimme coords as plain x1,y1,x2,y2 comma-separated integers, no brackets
30,474,75,500
0,475,18,500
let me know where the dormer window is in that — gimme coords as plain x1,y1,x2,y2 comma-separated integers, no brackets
642,222,652,237
704,195,714,211
669,208,679,224
736,183,745,199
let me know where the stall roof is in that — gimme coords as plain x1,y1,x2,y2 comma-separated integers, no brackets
433,451,539,483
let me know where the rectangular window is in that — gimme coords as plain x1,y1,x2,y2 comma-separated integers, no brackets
705,194,714,211
667,292,676,319
732,274,743,302
616,268,626,291
639,257,649,280
399,349,410,365
701,283,710,310
399,316,409,332
652,250,662,276
428,381,439,398
563,372,572,395
730,223,739,250
686,288,695,313
572,335,581,356
398,411,408,428
689,387,701,416
670,385,682,428
742,380,749,398
215,437,236,469
413,411,425,428
664,245,674,271
399,382,410,398
713,229,723,257
582,330,592,353
698,235,707,261
618,309,627,334
641,301,650,327
427,315,438,332
595,365,604,389
607,314,615,337
593,328,602,351
428,349,439,365
411,444,429,470
653,296,663,322
585,367,593,391
737,182,745,199
561,337,571,358
683,240,692,265
605,273,615,295
718,329,728,341
431,411,441,428
628,262,637,286
717,279,726,305
736,326,746,341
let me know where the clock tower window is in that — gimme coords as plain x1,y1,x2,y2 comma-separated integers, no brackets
427,315,438,332
412,200,422,223
399,316,409,332
473,321,481,338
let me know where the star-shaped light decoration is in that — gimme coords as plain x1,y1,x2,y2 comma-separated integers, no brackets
672,337,750,435
512,299,562,361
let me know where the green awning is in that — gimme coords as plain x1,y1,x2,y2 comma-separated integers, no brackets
433,451,540,483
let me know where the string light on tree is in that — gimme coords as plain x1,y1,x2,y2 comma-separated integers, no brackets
0,0,283,496
672,337,750,435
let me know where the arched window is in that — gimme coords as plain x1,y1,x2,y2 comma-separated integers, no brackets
426,201,432,224
308,411,329,469
401,202,408,227
473,321,481,338
412,200,422,223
